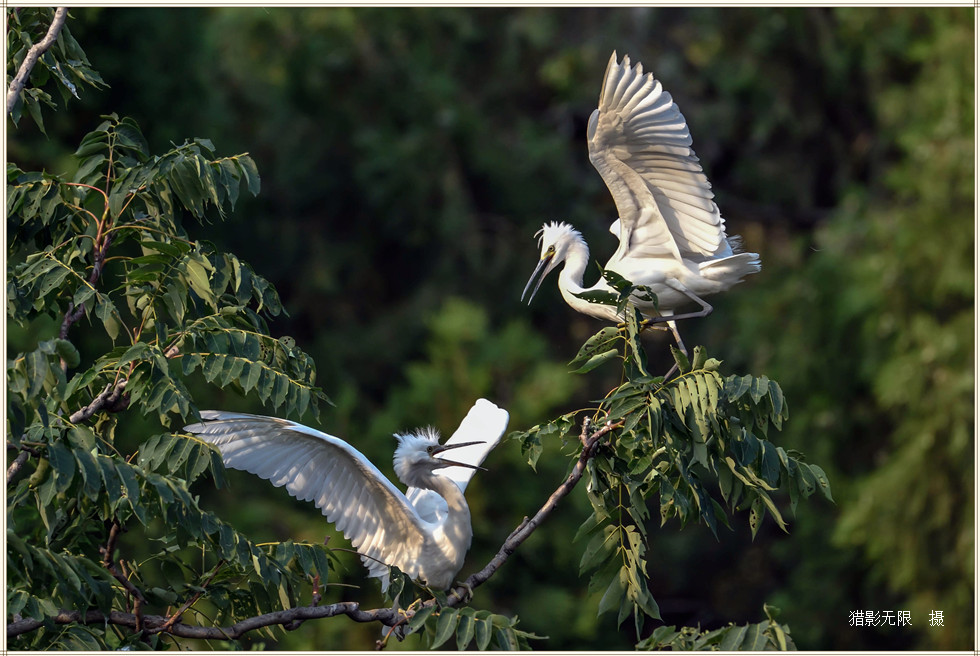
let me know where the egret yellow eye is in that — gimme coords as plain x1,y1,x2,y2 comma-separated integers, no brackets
546,245,555,255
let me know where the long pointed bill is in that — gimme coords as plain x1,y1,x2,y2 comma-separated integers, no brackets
434,441,487,470
521,254,554,304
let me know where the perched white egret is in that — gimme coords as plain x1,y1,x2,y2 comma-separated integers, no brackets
184,398,509,591
522,52,760,353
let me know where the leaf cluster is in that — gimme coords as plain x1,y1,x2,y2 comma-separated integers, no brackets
7,111,331,649
405,603,545,651
8,426,335,649
638,604,795,651
512,297,832,643
6,7,107,134
7,114,323,428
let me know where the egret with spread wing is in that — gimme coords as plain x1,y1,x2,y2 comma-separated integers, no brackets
522,52,760,354
184,399,509,591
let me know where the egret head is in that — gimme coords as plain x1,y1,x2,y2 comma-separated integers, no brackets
393,429,485,488
521,222,585,304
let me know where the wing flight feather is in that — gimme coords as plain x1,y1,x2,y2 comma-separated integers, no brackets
406,399,509,524
589,51,729,263
185,411,429,583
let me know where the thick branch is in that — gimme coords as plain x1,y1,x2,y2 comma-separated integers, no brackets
7,603,398,640
7,417,619,643
68,379,128,424
6,7,68,116
6,450,32,485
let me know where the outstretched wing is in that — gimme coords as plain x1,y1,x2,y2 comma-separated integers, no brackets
406,398,510,524
184,411,429,586
588,51,729,264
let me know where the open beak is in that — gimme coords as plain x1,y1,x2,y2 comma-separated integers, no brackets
433,441,487,470
521,254,554,304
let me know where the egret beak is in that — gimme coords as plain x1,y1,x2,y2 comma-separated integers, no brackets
521,254,554,304
433,441,487,470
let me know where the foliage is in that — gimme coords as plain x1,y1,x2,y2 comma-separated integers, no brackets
8,5,970,651
512,286,831,646
391,583,545,651
7,41,332,646
6,7,106,134
638,604,795,651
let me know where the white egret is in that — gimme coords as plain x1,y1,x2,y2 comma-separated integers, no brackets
184,398,509,591
522,52,760,353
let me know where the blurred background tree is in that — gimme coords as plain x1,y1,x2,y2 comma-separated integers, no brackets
8,6,972,650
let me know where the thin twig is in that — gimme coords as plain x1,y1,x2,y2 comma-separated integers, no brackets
6,7,68,116
157,560,226,634
99,520,147,616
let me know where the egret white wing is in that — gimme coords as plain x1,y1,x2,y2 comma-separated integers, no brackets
184,411,430,585
406,398,509,524
588,51,728,263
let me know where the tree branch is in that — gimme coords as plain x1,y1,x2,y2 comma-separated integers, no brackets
6,603,399,640
6,450,32,485
158,560,225,633
68,379,129,424
99,519,147,629
456,417,618,599
6,7,69,116
59,230,115,350
6,416,620,643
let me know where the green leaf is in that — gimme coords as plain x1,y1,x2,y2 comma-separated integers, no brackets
570,348,619,374
73,446,102,501
597,566,628,618
430,609,458,649
573,289,619,306
455,611,476,650
719,623,748,650
47,441,75,493
748,495,764,539
579,525,618,574
239,155,261,196
742,618,768,650
569,326,619,366
407,605,436,634
473,611,493,650
808,463,834,502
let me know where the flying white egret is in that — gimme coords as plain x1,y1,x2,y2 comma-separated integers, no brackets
522,52,761,354
184,398,509,591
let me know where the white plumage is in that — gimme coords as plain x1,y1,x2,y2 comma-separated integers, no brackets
522,52,760,353
184,398,509,591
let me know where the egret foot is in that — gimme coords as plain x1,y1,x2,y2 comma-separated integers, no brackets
451,580,474,604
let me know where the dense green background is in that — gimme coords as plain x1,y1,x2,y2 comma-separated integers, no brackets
7,6,973,651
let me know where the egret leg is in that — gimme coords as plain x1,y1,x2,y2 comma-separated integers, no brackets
666,319,688,356
644,285,710,358
647,285,714,325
